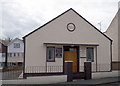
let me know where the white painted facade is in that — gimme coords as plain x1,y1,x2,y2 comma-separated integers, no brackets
105,7,120,70
7,38,24,65
24,9,112,73
8,38,24,53
105,11,119,62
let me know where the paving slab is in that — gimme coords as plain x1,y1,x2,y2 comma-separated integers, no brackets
60,77,120,85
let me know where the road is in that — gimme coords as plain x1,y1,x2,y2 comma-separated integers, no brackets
97,82,120,86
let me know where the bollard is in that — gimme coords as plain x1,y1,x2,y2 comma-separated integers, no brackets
84,61,92,80
64,61,73,82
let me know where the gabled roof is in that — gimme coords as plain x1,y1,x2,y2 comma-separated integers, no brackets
0,40,8,46
105,9,119,33
23,8,112,42
7,38,23,46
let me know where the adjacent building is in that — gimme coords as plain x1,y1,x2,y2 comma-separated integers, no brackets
105,5,120,70
7,38,24,66
23,8,112,77
0,40,7,69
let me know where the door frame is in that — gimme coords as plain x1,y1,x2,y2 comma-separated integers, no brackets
63,46,79,73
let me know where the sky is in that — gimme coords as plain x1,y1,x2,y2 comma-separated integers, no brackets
0,0,120,39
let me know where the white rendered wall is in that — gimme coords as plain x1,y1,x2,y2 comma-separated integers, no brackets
8,39,24,53
25,9,111,73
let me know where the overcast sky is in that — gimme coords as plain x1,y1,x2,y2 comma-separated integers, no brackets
0,0,119,39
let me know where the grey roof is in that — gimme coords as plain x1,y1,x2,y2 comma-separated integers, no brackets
7,38,23,46
0,40,9,46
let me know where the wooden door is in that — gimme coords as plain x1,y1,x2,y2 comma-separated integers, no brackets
64,51,78,72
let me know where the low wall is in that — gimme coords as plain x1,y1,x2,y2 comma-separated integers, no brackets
2,75,67,84
92,71,120,79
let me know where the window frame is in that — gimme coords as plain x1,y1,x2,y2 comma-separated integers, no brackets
46,47,55,62
2,53,6,58
14,43,20,48
13,53,16,57
86,47,94,62
10,53,12,57
55,47,63,58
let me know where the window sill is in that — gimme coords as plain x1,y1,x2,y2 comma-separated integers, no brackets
47,60,55,62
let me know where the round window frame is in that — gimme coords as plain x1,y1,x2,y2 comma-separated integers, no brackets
67,23,76,32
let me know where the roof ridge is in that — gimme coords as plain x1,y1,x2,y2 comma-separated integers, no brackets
23,8,112,42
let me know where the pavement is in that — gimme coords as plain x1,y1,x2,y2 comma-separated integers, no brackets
1,77,120,86
2,75,67,85
59,77,120,85
1,70,120,86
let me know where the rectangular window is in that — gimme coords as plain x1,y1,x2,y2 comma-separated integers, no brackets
17,53,20,57
47,47,55,62
9,53,12,57
69,48,77,51
55,47,62,58
86,47,94,62
2,53,6,58
14,43,20,48
13,53,16,57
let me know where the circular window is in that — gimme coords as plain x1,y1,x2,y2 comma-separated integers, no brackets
67,23,76,32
